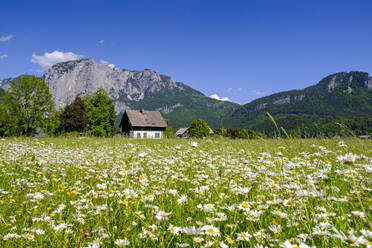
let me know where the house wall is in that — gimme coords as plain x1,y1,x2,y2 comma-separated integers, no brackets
130,130,163,139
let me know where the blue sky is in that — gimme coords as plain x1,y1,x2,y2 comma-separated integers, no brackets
1,0,371,104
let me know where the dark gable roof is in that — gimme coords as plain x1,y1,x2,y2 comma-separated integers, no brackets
125,110,167,128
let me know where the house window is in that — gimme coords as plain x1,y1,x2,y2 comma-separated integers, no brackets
137,133,141,138
155,133,160,138
143,132,147,138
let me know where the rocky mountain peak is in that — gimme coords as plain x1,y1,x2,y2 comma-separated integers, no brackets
43,59,185,112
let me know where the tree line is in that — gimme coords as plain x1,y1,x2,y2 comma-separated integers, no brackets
186,118,266,139
0,76,116,136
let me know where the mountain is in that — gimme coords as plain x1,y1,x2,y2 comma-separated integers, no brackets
227,71,372,136
0,59,239,129
1,60,371,136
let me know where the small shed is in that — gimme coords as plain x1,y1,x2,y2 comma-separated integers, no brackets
175,127,190,138
175,127,214,138
119,109,167,139
359,135,371,139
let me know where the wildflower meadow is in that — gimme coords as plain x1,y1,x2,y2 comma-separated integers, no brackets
0,137,371,247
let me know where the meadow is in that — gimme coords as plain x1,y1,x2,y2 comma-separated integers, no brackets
0,137,371,247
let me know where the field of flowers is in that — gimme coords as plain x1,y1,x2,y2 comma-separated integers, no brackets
0,137,371,247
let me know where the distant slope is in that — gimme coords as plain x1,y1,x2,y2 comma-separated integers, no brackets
228,71,372,136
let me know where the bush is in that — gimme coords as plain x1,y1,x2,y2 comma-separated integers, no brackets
189,118,210,138
239,129,265,139
225,128,239,139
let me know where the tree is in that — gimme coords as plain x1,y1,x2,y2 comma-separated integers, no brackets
61,97,88,133
213,128,224,136
42,109,62,136
85,88,116,136
0,89,7,135
189,118,210,138
163,119,174,138
3,76,55,136
225,128,239,139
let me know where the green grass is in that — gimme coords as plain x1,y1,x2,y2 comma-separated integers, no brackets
0,137,371,247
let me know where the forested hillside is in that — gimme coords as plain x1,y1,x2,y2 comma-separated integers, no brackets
227,71,372,137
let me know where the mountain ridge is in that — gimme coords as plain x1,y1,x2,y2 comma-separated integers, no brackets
0,59,240,129
1,60,371,133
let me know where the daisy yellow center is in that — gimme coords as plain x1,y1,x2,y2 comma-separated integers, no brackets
207,228,215,234
241,233,247,238
242,203,248,208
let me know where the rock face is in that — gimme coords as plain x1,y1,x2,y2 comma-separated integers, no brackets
364,77,372,89
43,59,186,112
0,77,15,90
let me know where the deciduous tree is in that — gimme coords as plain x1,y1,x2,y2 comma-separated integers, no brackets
189,118,210,138
85,88,116,136
3,76,55,136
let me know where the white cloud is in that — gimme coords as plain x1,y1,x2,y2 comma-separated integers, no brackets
0,35,14,42
227,87,233,92
98,40,104,44
209,94,231,102
0,54,8,59
252,90,267,96
237,87,243,92
100,59,115,68
31,50,84,68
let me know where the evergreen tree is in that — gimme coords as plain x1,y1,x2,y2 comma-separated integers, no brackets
189,118,210,138
62,97,88,133
85,88,116,136
3,76,55,136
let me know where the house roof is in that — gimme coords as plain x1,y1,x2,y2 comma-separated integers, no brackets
175,127,189,136
209,127,214,135
175,127,214,136
124,110,167,128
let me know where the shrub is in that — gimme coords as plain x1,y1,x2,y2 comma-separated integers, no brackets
189,118,210,138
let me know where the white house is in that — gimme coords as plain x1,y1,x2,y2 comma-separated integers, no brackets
119,109,167,139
